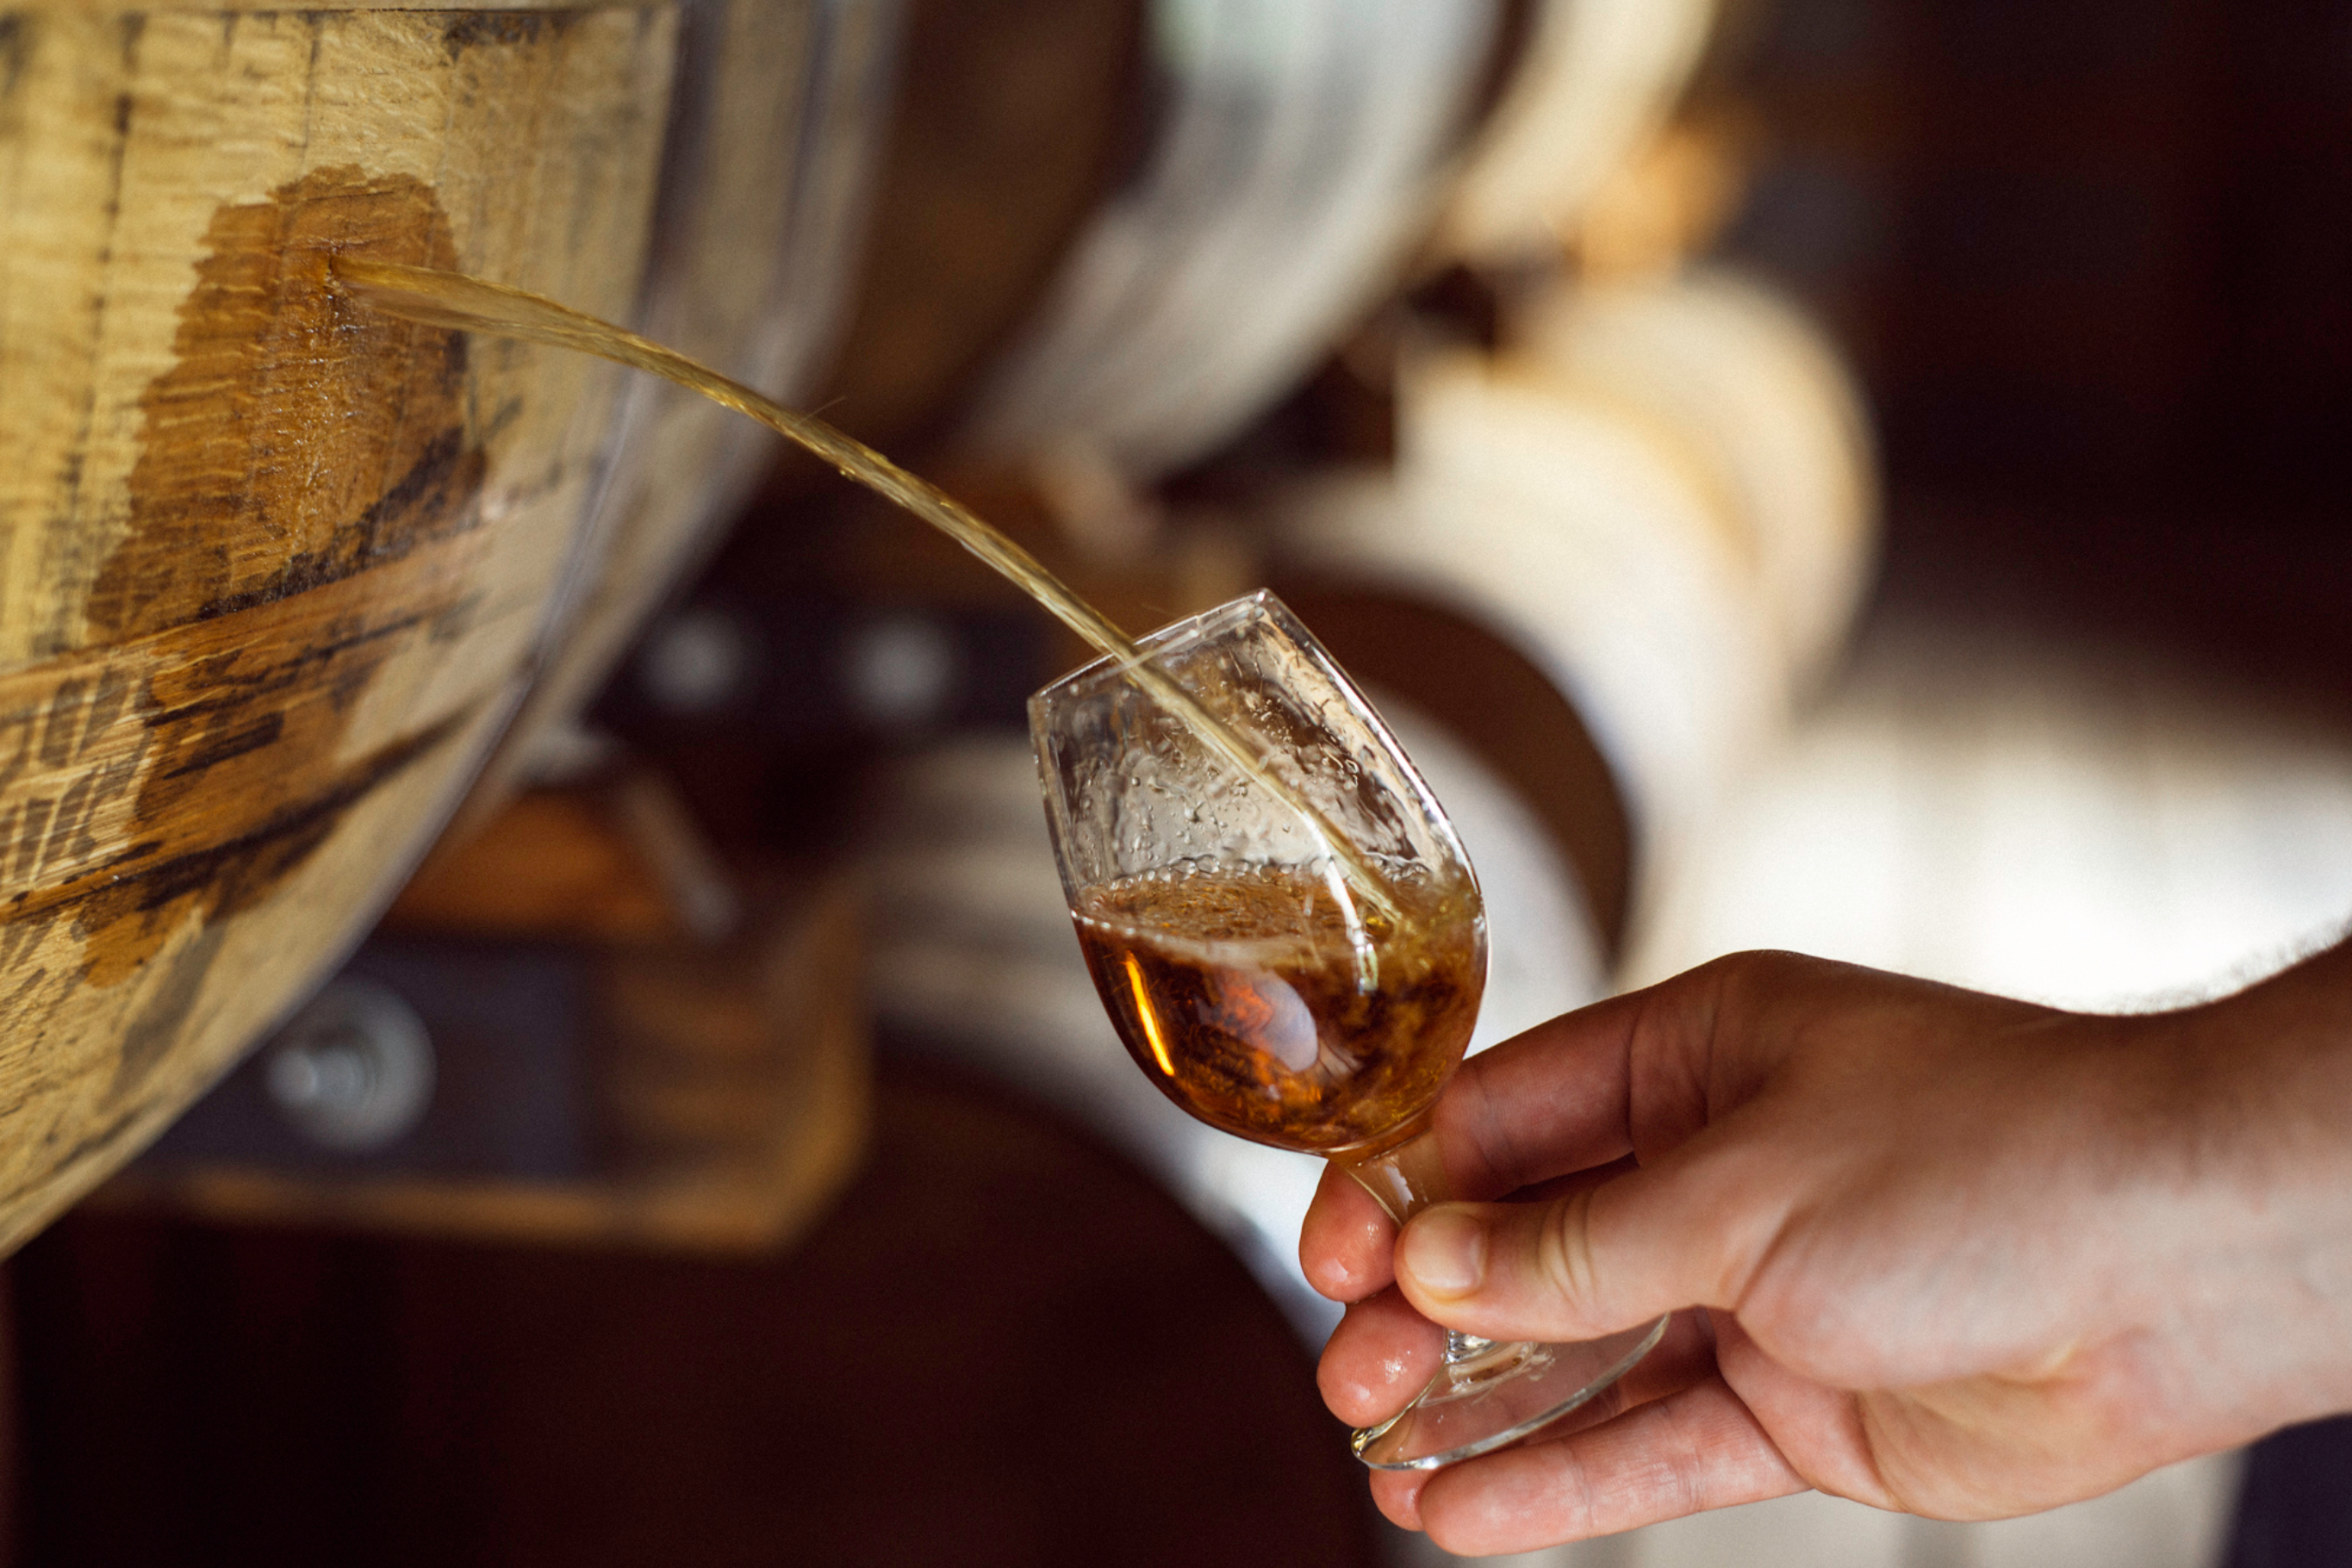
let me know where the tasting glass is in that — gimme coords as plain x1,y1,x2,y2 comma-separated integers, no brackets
1030,591,1666,1470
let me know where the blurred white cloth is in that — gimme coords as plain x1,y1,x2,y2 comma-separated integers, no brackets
1397,1454,2237,1568
1628,619,2352,1010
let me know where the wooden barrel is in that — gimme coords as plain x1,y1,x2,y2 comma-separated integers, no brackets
0,0,676,1252
462,0,902,815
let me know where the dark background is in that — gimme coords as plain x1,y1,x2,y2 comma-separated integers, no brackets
1721,0,2350,694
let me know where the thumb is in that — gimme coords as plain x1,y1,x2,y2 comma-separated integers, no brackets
1391,1148,1781,1343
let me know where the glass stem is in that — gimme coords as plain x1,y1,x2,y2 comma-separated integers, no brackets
1336,1126,1498,1367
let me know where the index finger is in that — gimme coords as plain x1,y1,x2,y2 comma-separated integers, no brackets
1433,950,1845,1198
1300,1158,1397,1301
1432,984,1665,1198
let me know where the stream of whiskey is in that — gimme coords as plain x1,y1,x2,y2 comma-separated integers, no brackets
327,258,1401,946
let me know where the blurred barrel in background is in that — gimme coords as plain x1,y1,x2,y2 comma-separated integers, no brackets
1438,0,1718,265
803,0,1561,482
1274,264,1877,905
955,0,1506,482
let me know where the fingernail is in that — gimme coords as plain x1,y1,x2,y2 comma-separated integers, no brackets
1400,1207,1486,1297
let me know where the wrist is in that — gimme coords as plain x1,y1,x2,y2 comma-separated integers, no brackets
2159,937,2352,1431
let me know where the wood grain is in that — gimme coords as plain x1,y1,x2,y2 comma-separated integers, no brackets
451,0,898,827
0,4,676,1254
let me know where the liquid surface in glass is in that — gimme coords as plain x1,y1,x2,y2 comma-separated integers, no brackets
1073,862,1484,1154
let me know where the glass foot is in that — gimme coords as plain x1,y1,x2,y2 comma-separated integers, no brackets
1351,1315,1670,1471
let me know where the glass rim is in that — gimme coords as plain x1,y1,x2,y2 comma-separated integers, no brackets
1025,588,1478,901
1026,588,1288,715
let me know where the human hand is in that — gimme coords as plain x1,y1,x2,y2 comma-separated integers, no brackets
1301,946,2352,1555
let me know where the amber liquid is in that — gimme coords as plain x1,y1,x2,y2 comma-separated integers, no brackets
327,258,1399,924
1074,864,1484,1154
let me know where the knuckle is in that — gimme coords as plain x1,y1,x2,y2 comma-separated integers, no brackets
1704,948,1806,1008
1534,1189,1603,1316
